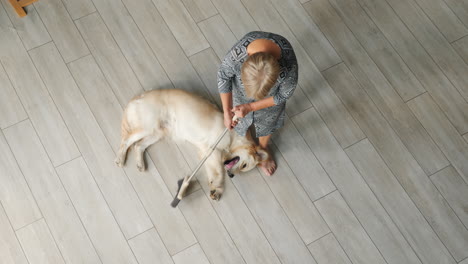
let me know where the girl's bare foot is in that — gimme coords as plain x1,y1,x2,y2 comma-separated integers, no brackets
259,159,276,176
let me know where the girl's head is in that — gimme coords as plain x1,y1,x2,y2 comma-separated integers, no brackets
241,52,280,100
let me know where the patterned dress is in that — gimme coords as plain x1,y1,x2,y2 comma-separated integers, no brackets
217,31,298,137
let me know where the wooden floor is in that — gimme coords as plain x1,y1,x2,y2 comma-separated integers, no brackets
1,0,468,262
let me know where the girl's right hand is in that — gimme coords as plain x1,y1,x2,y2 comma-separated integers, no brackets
224,112,237,130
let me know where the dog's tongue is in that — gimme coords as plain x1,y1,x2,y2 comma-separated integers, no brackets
225,160,237,170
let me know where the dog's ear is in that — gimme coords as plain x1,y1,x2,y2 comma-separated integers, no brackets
255,147,269,162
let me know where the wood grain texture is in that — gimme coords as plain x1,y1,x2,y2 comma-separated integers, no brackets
172,244,210,264
181,0,217,22
0,130,41,230
150,0,209,56
0,26,79,167
209,0,259,39
307,233,352,264
57,157,138,264
179,190,245,264
0,204,28,264
306,0,449,175
323,0,425,101
16,219,65,264
272,116,336,201
1,1,51,50
0,61,27,129
61,0,95,20
197,14,237,60
431,166,468,228
122,0,210,98
128,229,173,264
30,43,152,239
34,0,89,62
315,191,386,264
443,0,468,28
323,62,461,263
356,0,468,134
346,139,452,264
4,120,101,264
453,36,468,64
90,0,172,90
408,93,468,184
383,0,468,102
293,107,421,264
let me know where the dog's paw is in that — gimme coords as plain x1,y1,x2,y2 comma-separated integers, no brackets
210,188,223,201
115,157,125,168
136,160,146,172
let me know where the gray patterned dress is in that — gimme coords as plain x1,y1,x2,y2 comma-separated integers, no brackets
217,31,298,137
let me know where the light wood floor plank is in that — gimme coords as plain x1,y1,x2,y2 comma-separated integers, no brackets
268,0,341,71
197,14,237,60
29,43,152,239
0,203,28,264
356,0,468,134
1,1,51,50
16,219,65,264
4,120,101,264
346,138,453,264
307,233,352,264
272,116,336,201
232,168,317,263
443,0,468,28
323,62,462,263
431,166,468,228
0,61,27,129
34,0,89,62
208,0,259,39
57,157,138,264
260,143,329,244
90,0,172,90
70,55,197,254
315,191,386,264
453,36,468,64
182,142,281,264
173,244,210,264
292,107,421,264
0,26,79,167
0,130,41,230
61,0,95,20
412,0,468,42
241,0,365,149
0,1,11,25
150,0,209,56
128,229,173,264
189,48,223,108
179,190,245,264
322,0,425,101
408,93,468,184
75,13,143,107
464,133,468,144
306,0,449,175
181,0,217,23
122,0,210,98
383,0,468,102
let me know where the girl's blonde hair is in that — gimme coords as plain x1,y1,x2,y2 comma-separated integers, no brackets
241,52,280,100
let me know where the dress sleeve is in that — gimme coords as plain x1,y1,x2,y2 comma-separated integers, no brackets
217,53,236,94
273,53,298,105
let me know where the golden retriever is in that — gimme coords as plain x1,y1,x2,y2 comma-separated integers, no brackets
115,89,268,200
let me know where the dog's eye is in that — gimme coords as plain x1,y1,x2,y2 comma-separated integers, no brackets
242,164,247,169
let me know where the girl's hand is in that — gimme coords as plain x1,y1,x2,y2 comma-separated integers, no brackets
231,104,252,118
223,112,238,130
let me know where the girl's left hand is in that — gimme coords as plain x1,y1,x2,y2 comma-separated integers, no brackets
231,104,253,118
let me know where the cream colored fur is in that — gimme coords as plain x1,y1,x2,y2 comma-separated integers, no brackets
115,89,268,200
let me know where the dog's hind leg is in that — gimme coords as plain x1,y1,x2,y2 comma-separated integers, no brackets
115,130,148,167
133,135,161,172
204,150,225,200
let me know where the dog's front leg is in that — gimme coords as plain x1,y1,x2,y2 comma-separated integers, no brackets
204,150,225,201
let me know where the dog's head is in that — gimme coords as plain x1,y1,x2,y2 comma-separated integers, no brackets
224,144,269,177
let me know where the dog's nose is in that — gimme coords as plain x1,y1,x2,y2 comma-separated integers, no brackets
228,171,235,178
